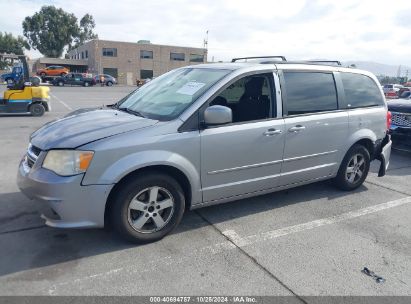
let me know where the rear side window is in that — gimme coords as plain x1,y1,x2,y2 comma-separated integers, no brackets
283,72,338,115
341,73,384,108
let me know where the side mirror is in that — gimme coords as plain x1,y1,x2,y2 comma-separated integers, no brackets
204,105,232,126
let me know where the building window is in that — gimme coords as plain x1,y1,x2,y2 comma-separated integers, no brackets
140,69,153,79
103,68,118,78
140,50,153,59
85,50,88,58
102,48,117,57
170,52,185,61
190,54,204,62
81,52,84,59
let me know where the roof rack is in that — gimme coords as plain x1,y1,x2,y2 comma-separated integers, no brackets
306,60,342,66
231,56,287,62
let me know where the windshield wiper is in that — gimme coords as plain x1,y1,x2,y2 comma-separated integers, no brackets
117,107,145,118
107,102,118,108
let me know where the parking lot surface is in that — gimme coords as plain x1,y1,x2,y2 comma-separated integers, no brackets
0,85,411,298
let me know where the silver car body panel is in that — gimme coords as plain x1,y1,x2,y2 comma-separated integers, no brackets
17,62,391,228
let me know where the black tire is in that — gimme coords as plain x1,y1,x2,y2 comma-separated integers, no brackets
110,172,185,243
334,144,370,191
106,81,113,86
58,81,64,87
84,81,90,87
29,103,45,117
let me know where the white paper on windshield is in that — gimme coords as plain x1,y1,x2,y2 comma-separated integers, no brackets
176,81,206,95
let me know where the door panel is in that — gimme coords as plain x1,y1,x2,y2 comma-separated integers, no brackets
200,119,285,202
280,112,348,186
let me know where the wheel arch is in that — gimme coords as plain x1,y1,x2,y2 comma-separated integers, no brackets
104,164,193,227
343,129,378,160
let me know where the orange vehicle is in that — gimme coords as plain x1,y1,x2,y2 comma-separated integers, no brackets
37,65,69,77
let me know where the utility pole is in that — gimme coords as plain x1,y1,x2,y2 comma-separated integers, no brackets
203,30,208,62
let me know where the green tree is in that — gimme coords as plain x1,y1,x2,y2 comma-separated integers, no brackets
69,14,98,51
22,6,98,58
0,32,29,55
0,32,30,69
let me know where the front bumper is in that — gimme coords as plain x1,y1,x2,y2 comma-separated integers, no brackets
17,156,113,228
389,127,411,151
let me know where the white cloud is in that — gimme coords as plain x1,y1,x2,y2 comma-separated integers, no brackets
1,0,411,66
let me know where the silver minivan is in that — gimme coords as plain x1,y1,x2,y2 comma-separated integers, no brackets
17,58,392,243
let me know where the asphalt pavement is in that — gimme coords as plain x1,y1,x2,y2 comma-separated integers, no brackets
0,85,410,298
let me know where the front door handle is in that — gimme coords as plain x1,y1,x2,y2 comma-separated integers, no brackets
263,128,282,136
288,125,306,132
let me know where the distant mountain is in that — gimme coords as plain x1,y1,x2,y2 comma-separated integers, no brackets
343,61,411,77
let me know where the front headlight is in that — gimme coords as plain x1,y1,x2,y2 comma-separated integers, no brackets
42,150,94,176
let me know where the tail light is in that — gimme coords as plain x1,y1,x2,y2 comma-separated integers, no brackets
386,111,392,130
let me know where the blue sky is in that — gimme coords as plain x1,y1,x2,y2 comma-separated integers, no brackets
1,0,410,65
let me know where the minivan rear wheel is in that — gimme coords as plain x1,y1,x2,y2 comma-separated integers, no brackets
110,172,185,243
334,144,370,191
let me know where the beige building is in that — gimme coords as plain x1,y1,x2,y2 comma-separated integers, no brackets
67,39,207,85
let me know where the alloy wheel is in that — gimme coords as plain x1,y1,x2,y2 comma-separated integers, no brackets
127,186,175,233
345,153,365,184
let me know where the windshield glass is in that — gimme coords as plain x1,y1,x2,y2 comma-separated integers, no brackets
400,91,411,98
118,68,231,120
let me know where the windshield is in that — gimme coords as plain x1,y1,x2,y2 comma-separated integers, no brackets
118,68,231,120
400,91,411,99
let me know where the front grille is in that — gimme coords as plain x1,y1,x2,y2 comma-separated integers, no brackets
26,144,42,168
392,112,411,128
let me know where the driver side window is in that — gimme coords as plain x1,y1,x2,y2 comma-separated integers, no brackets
210,73,274,123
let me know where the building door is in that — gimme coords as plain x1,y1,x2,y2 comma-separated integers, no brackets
126,72,133,86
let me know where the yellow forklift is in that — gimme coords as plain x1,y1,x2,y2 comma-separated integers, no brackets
0,54,50,116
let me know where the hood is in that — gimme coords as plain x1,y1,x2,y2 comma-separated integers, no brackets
387,99,411,114
0,72,12,79
30,108,158,150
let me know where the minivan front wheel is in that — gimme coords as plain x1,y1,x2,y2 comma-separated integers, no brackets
334,144,370,191
110,173,185,243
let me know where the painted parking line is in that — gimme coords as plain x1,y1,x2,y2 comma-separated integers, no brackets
41,197,411,294
50,93,73,111
222,196,411,247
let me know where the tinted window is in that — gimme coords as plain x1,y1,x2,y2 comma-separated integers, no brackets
190,54,204,62
140,69,153,79
102,48,117,57
210,74,273,123
170,53,185,61
283,72,338,115
103,68,118,78
140,50,153,59
341,73,384,108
